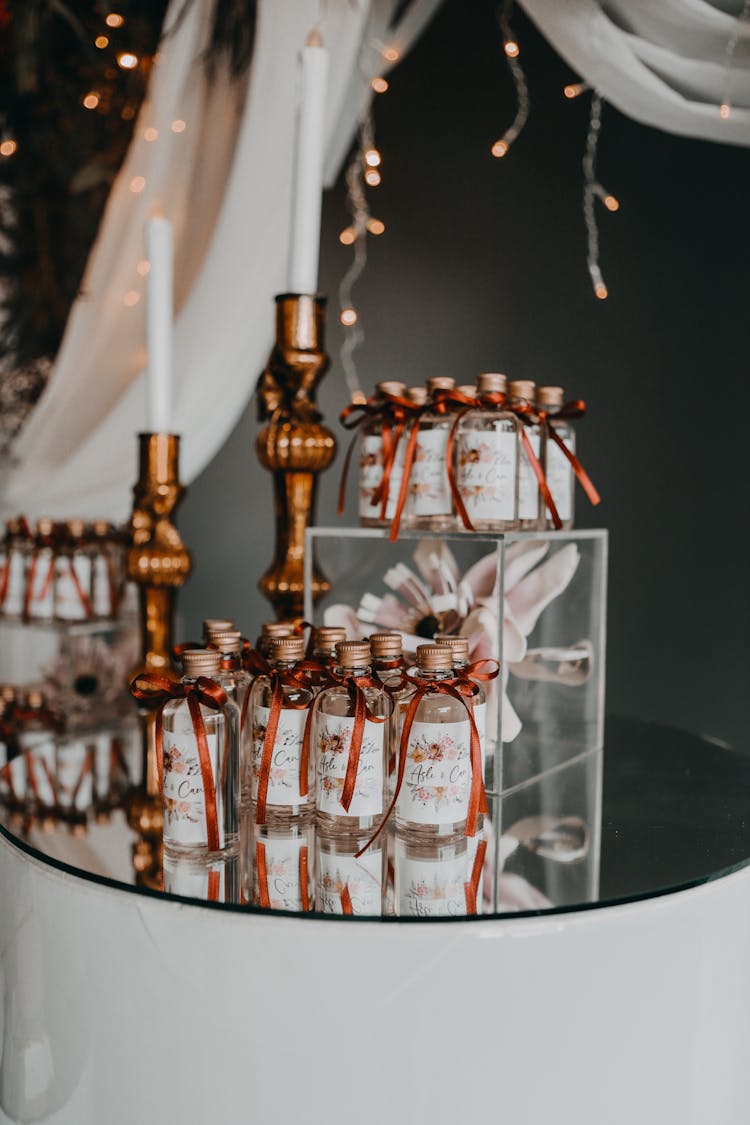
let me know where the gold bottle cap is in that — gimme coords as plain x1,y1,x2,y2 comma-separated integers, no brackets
26,688,46,710
536,385,564,407
369,632,403,657
426,376,456,393
335,640,371,668
477,372,508,394
181,649,222,676
0,685,16,704
434,634,470,660
508,379,537,403
66,518,87,539
416,644,453,671
312,625,347,649
91,518,112,537
203,618,235,638
262,622,296,639
457,384,477,397
376,380,406,397
406,387,428,405
5,518,20,535
36,517,56,537
207,628,242,655
270,636,305,662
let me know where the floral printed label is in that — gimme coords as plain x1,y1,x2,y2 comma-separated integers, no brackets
409,427,453,516
162,727,223,848
3,550,26,617
27,551,55,619
317,847,383,915
359,435,405,520
92,555,113,618
316,714,384,818
397,718,472,826
518,430,541,520
395,840,469,918
251,705,310,808
57,739,94,812
55,555,92,620
456,430,516,521
254,833,310,911
545,433,575,521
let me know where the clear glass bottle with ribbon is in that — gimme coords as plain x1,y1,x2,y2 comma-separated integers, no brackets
24,518,57,622
250,635,314,825
393,644,485,840
90,519,121,621
357,380,408,527
369,631,410,791
316,831,385,916
394,833,475,918
508,380,545,531
54,518,94,622
19,689,60,819
539,385,575,529
156,649,241,859
433,635,487,781
206,628,253,806
313,640,391,835
454,373,520,531
0,517,32,620
252,820,315,911
405,377,457,531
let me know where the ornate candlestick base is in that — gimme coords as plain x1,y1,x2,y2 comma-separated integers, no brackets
127,433,192,681
256,294,336,619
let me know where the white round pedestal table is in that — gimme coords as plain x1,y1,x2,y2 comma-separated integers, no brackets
1,717,749,1125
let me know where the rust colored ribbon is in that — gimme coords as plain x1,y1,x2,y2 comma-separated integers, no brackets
0,558,8,607
129,673,228,852
510,402,561,529
207,870,220,902
299,845,310,911
0,761,18,802
538,401,601,508
255,841,310,911
464,837,488,915
356,677,487,859
328,671,387,813
442,391,512,532
340,885,353,915
71,748,94,810
254,668,312,824
68,555,93,618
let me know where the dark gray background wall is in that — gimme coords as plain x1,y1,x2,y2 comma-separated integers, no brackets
180,0,750,751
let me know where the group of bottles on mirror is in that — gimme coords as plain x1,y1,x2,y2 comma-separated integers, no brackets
357,375,578,532
153,620,491,918
0,684,139,833
0,516,128,623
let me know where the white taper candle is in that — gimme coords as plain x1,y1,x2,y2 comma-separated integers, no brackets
145,216,173,433
287,29,329,295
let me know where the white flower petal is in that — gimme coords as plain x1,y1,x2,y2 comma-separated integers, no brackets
506,544,580,636
504,539,550,593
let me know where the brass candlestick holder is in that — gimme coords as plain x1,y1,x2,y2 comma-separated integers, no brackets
256,294,336,619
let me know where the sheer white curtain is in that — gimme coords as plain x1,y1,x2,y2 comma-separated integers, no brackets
520,0,750,144
0,0,443,521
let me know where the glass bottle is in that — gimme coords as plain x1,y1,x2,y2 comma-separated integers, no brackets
255,621,295,659
307,625,347,694
509,379,544,531
359,380,408,527
316,831,386,916
434,634,487,784
163,851,241,905
249,635,314,823
56,731,95,828
90,519,119,621
314,641,391,835
406,376,456,530
0,697,14,805
1,518,31,621
370,631,410,791
393,832,471,918
205,628,253,807
539,385,575,530
19,689,61,817
26,518,57,622
54,518,94,622
160,649,240,858
395,644,475,839
251,820,315,911
455,373,519,531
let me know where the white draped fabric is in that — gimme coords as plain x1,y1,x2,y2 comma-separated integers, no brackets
0,0,442,520
520,0,750,145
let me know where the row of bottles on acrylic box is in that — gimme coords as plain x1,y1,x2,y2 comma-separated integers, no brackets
133,620,494,889
353,374,597,533
0,684,140,829
0,515,129,623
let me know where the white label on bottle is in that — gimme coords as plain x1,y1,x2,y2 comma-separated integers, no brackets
92,554,113,618
20,735,57,808
409,428,452,516
359,434,405,520
397,718,472,825
317,847,383,915
55,555,92,620
3,550,26,616
57,740,94,812
162,726,223,848
251,705,310,808
518,430,541,520
27,551,55,618
316,714,385,818
254,833,309,911
396,842,469,918
456,430,516,521
545,433,575,522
